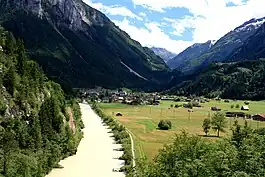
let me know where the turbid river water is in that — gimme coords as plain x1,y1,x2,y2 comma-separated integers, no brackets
46,103,126,177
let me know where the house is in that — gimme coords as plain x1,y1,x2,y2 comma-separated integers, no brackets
241,105,249,111
211,107,221,111
119,91,127,97
116,113,123,116
253,114,265,121
102,97,109,103
118,97,124,103
226,112,245,118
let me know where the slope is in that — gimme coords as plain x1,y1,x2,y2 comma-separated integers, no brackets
173,17,265,72
228,23,265,61
150,47,176,63
169,59,265,100
0,0,169,90
0,26,84,176
167,40,213,71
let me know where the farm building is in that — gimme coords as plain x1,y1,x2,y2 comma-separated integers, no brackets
211,107,221,111
253,114,265,121
226,112,246,118
241,105,249,111
116,113,123,116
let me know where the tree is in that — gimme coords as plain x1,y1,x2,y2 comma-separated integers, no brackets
16,39,26,76
202,118,211,136
158,120,172,130
211,112,227,137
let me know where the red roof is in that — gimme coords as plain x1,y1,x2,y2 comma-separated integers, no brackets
256,114,265,118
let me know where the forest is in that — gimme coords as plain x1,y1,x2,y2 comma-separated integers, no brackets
169,60,265,100
0,26,84,177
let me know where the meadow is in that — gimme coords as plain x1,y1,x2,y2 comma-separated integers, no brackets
99,100,265,160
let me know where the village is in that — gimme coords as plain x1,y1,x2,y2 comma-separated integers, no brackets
77,87,265,122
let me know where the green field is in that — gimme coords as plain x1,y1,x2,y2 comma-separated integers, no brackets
100,100,265,160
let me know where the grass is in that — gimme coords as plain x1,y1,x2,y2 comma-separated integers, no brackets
100,100,265,160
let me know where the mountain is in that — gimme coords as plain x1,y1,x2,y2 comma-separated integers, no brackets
150,47,176,63
168,59,265,100
228,22,265,61
167,40,214,71
174,17,265,72
0,0,170,90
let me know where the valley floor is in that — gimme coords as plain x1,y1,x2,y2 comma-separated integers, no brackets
46,103,125,177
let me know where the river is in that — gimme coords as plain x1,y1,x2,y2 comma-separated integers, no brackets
46,103,126,177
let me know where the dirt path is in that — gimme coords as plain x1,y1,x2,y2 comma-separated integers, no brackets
46,103,126,177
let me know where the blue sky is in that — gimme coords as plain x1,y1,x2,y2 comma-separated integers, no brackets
84,0,265,54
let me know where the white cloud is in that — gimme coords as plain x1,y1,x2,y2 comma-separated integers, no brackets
112,18,192,53
83,0,265,55
83,0,142,20
156,0,265,43
139,12,147,17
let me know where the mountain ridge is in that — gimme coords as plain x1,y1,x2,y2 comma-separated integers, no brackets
0,0,170,90
150,47,176,63
169,17,265,72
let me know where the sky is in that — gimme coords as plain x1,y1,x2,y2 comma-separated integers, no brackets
83,0,265,54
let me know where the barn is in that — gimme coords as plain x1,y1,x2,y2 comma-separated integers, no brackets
253,114,265,121
241,106,249,111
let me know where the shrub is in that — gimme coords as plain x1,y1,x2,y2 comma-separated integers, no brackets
158,120,172,130
231,105,234,109
236,104,240,109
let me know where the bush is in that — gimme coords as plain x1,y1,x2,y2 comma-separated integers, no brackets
236,104,240,109
231,105,234,109
158,120,172,130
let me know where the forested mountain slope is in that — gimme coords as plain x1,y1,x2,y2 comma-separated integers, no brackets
168,59,265,100
229,23,265,61
0,0,171,90
0,27,83,177
167,40,213,71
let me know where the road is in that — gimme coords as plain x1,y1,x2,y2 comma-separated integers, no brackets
46,103,126,177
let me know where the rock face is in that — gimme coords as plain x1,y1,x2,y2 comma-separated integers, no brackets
0,0,170,90
150,47,176,63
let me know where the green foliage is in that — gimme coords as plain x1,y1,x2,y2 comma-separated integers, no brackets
0,27,83,176
158,120,172,130
134,130,265,177
231,105,234,109
202,118,211,136
236,104,240,108
211,112,227,137
170,59,265,100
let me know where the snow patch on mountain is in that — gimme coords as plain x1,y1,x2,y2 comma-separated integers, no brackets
235,18,265,32
120,61,148,80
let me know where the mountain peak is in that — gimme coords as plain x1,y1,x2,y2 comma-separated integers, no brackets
150,47,176,62
234,17,265,32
